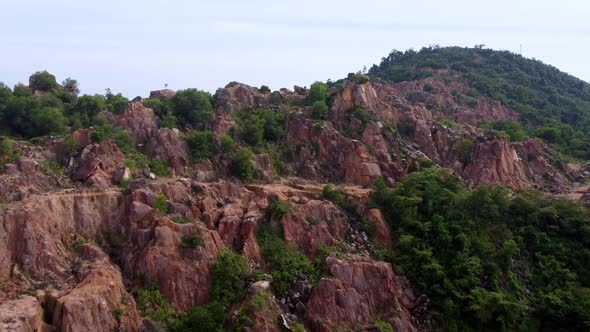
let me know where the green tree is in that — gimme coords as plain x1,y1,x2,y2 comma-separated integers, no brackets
29,70,57,91
105,89,128,114
161,112,177,128
13,83,32,97
232,148,254,180
169,89,213,129
210,249,250,306
306,82,329,105
184,130,213,161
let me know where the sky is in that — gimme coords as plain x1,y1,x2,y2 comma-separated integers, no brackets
1,0,589,97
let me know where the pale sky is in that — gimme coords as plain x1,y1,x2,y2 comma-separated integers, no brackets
1,0,588,97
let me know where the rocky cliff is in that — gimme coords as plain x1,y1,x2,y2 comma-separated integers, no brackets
0,75,586,332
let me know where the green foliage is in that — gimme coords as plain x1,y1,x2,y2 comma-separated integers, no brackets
13,83,32,97
267,200,290,220
135,286,178,327
175,302,225,332
293,323,308,332
235,108,285,146
147,158,170,177
210,248,251,307
0,139,21,167
29,71,57,91
218,134,235,154
170,215,190,224
374,317,393,332
347,71,370,84
369,46,590,159
136,285,227,332
479,120,528,142
459,138,473,163
306,82,330,106
259,85,271,94
180,233,203,248
231,147,254,180
161,112,177,128
169,89,213,129
370,169,590,331
312,100,329,120
143,98,172,119
42,160,63,174
184,130,213,161
153,194,168,214
105,89,128,114
258,230,317,295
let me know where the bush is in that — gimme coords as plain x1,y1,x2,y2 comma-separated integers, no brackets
306,82,330,105
135,286,178,327
259,85,271,94
347,71,369,84
105,89,128,114
258,231,318,295
13,83,32,97
237,108,284,146
267,200,290,220
210,248,251,307
312,101,329,120
153,194,168,214
175,302,225,332
184,130,213,161
161,112,177,129
169,89,213,129
147,158,170,177
459,139,473,163
218,134,234,154
29,71,57,91
180,233,203,248
231,148,254,180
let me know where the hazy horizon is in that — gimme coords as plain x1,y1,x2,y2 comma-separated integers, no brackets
1,0,589,97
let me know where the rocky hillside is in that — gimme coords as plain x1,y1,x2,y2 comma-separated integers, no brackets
1,47,589,331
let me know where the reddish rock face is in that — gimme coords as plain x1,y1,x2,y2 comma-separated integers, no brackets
117,98,159,145
149,89,176,100
281,199,348,257
306,255,417,332
52,245,142,332
74,140,126,188
144,128,189,175
0,296,53,332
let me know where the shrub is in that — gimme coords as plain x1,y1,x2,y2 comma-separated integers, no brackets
231,148,254,180
348,105,371,126
42,160,63,174
347,71,369,84
306,82,330,105
105,89,128,114
135,286,178,327
180,233,203,248
170,215,190,224
29,71,57,91
312,101,328,120
459,139,473,163
13,83,32,97
161,112,177,128
210,248,250,307
175,302,225,332
267,200,290,220
258,231,318,295
218,134,234,154
169,89,213,129
259,85,271,94
184,130,213,161
423,83,434,93
147,158,169,177
153,194,168,214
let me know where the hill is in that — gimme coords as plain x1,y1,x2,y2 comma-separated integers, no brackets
369,46,590,159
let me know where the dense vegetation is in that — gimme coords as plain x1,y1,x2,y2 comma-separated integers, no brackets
370,169,590,331
369,46,590,159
